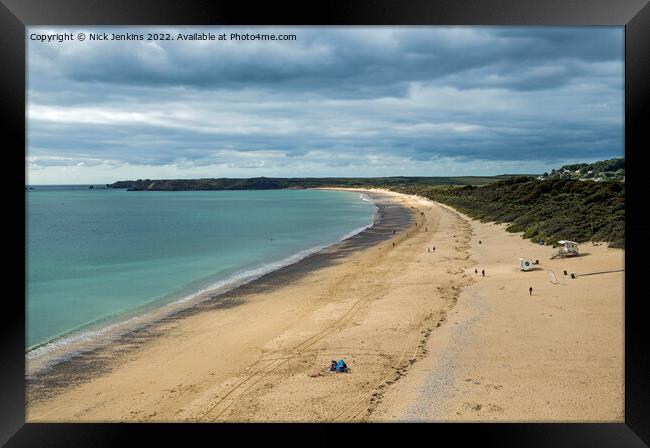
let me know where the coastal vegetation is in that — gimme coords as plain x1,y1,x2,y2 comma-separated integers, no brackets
539,157,624,181
109,158,624,248
390,177,624,248
107,176,501,191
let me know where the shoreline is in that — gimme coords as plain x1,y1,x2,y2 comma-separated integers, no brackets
27,188,623,422
27,190,415,403
26,190,378,357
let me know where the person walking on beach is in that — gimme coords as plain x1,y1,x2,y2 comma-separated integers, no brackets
529,286,533,296
481,269,485,277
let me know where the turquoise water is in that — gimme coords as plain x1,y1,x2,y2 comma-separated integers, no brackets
26,187,375,350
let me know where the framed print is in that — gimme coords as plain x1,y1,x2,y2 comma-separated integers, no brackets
1,0,649,446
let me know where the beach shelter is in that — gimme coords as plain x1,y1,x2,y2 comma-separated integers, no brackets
519,257,534,271
551,240,579,259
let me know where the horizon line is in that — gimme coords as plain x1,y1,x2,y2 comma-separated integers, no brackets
27,173,545,186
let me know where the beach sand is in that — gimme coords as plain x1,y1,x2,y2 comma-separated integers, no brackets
26,189,623,422
372,203,624,422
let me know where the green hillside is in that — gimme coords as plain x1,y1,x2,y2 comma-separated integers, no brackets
108,158,625,248
541,157,624,181
391,177,624,248
108,176,500,191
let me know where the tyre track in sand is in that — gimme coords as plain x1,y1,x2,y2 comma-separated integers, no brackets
195,196,470,422
196,236,410,421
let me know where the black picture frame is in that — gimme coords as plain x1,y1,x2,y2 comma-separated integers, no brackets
1,0,648,446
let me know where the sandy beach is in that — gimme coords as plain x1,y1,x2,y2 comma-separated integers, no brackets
372,202,624,422
27,189,623,422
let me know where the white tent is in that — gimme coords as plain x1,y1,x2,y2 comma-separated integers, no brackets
551,240,579,259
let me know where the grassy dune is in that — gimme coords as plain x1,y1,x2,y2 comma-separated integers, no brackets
388,177,624,248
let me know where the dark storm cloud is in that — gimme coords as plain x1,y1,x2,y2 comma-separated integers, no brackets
26,26,624,183
29,27,622,96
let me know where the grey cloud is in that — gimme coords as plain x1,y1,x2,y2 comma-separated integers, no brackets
27,26,624,181
29,27,623,97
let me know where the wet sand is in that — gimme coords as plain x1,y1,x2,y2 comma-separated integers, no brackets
28,189,437,421
27,190,623,422
26,191,413,398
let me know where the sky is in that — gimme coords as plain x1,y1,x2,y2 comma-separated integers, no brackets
27,26,624,184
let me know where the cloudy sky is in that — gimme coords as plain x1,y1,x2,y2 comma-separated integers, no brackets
27,26,624,184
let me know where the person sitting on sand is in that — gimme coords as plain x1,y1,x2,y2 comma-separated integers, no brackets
475,268,478,274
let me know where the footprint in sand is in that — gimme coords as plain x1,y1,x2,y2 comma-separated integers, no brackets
486,404,504,413
462,402,483,412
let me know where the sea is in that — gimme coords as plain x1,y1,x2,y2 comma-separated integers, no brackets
26,186,376,363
